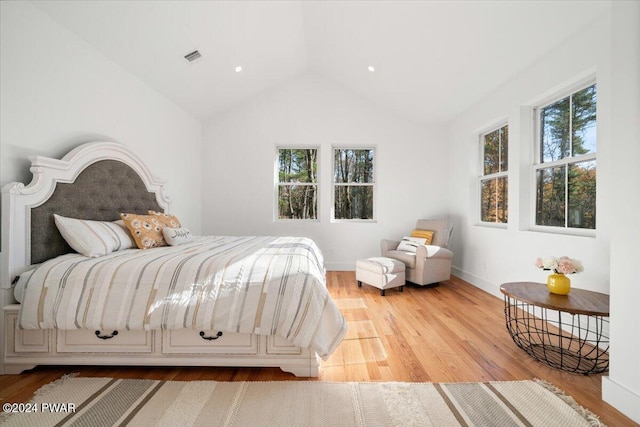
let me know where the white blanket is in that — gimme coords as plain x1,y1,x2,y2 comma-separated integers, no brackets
18,236,346,359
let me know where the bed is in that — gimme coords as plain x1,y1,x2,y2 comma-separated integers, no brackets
1,141,346,377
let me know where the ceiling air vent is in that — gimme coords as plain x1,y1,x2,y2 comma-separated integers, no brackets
184,50,201,62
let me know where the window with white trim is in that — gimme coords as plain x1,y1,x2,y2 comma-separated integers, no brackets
534,83,596,229
276,147,318,220
480,124,508,224
332,147,375,221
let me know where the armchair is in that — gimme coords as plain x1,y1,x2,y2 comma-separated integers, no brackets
381,219,453,286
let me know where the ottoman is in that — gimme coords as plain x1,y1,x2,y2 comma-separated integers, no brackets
356,257,406,296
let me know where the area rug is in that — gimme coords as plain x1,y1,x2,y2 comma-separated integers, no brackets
1,377,605,426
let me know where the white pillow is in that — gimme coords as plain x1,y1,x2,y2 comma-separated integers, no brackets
396,236,427,253
162,227,194,246
54,214,136,257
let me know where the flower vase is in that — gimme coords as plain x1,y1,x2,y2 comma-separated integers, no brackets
547,273,571,295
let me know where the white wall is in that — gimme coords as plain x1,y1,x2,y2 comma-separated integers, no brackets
202,74,448,269
447,5,639,422
601,1,640,423
447,14,611,295
0,1,202,234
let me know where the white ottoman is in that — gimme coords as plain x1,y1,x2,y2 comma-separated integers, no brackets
356,257,406,296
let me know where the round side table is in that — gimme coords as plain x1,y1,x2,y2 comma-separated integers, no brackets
500,282,609,375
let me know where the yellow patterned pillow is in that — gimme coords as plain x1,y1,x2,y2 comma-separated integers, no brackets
410,229,434,245
120,213,166,249
147,211,181,228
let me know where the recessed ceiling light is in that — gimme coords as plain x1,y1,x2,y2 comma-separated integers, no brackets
235,66,243,73
367,65,375,72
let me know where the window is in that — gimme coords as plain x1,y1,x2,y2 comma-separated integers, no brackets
480,124,508,224
276,147,318,220
333,148,375,220
535,83,596,230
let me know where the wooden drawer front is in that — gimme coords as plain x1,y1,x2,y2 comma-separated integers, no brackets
5,311,50,354
162,329,258,354
57,329,153,353
16,328,50,353
266,335,302,355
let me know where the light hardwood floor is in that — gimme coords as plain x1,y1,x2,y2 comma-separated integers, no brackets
0,273,635,426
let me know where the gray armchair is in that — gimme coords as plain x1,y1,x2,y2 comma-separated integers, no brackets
381,219,453,286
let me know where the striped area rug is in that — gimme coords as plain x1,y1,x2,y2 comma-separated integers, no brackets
1,377,605,426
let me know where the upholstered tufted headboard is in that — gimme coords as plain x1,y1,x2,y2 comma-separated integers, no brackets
30,160,163,264
1,141,170,295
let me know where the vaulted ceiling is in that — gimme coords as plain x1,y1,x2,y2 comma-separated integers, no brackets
34,1,608,124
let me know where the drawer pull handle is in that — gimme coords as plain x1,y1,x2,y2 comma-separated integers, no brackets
199,331,223,341
95,330,119,340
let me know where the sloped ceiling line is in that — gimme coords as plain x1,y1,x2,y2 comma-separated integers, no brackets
34,1,608,125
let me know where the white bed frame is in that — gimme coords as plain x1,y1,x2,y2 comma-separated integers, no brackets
1,141,319,376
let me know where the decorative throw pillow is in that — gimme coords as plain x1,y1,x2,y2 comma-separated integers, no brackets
162,227,194,246
120,213,167,249
54,214,136,257
396,236,427,253
410,229,434,245
147,210,181,228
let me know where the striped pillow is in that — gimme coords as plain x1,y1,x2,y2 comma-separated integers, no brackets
396,236,427,253
54,214,136,257
410,229,434,245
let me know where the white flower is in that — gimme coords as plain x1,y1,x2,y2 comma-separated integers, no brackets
573,259,584,273
535,255,583,275
541,257,558,270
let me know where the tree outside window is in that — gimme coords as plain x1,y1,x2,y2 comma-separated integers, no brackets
480,125,508,223
276,148,318,220
535,84,596,229
333,148,374,220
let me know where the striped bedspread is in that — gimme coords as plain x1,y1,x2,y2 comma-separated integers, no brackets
18,236,346,359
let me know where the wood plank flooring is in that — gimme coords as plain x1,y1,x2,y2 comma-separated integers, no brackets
0,273,635,426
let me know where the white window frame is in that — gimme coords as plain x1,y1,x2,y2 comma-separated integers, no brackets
531,79,597,236
274,145,320,222
478,122,509,227
331,146,376,223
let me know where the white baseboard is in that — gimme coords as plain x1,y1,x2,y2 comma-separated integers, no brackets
451,266,502,299
325,261,355,271
602,376,640,423
326,264,507,296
